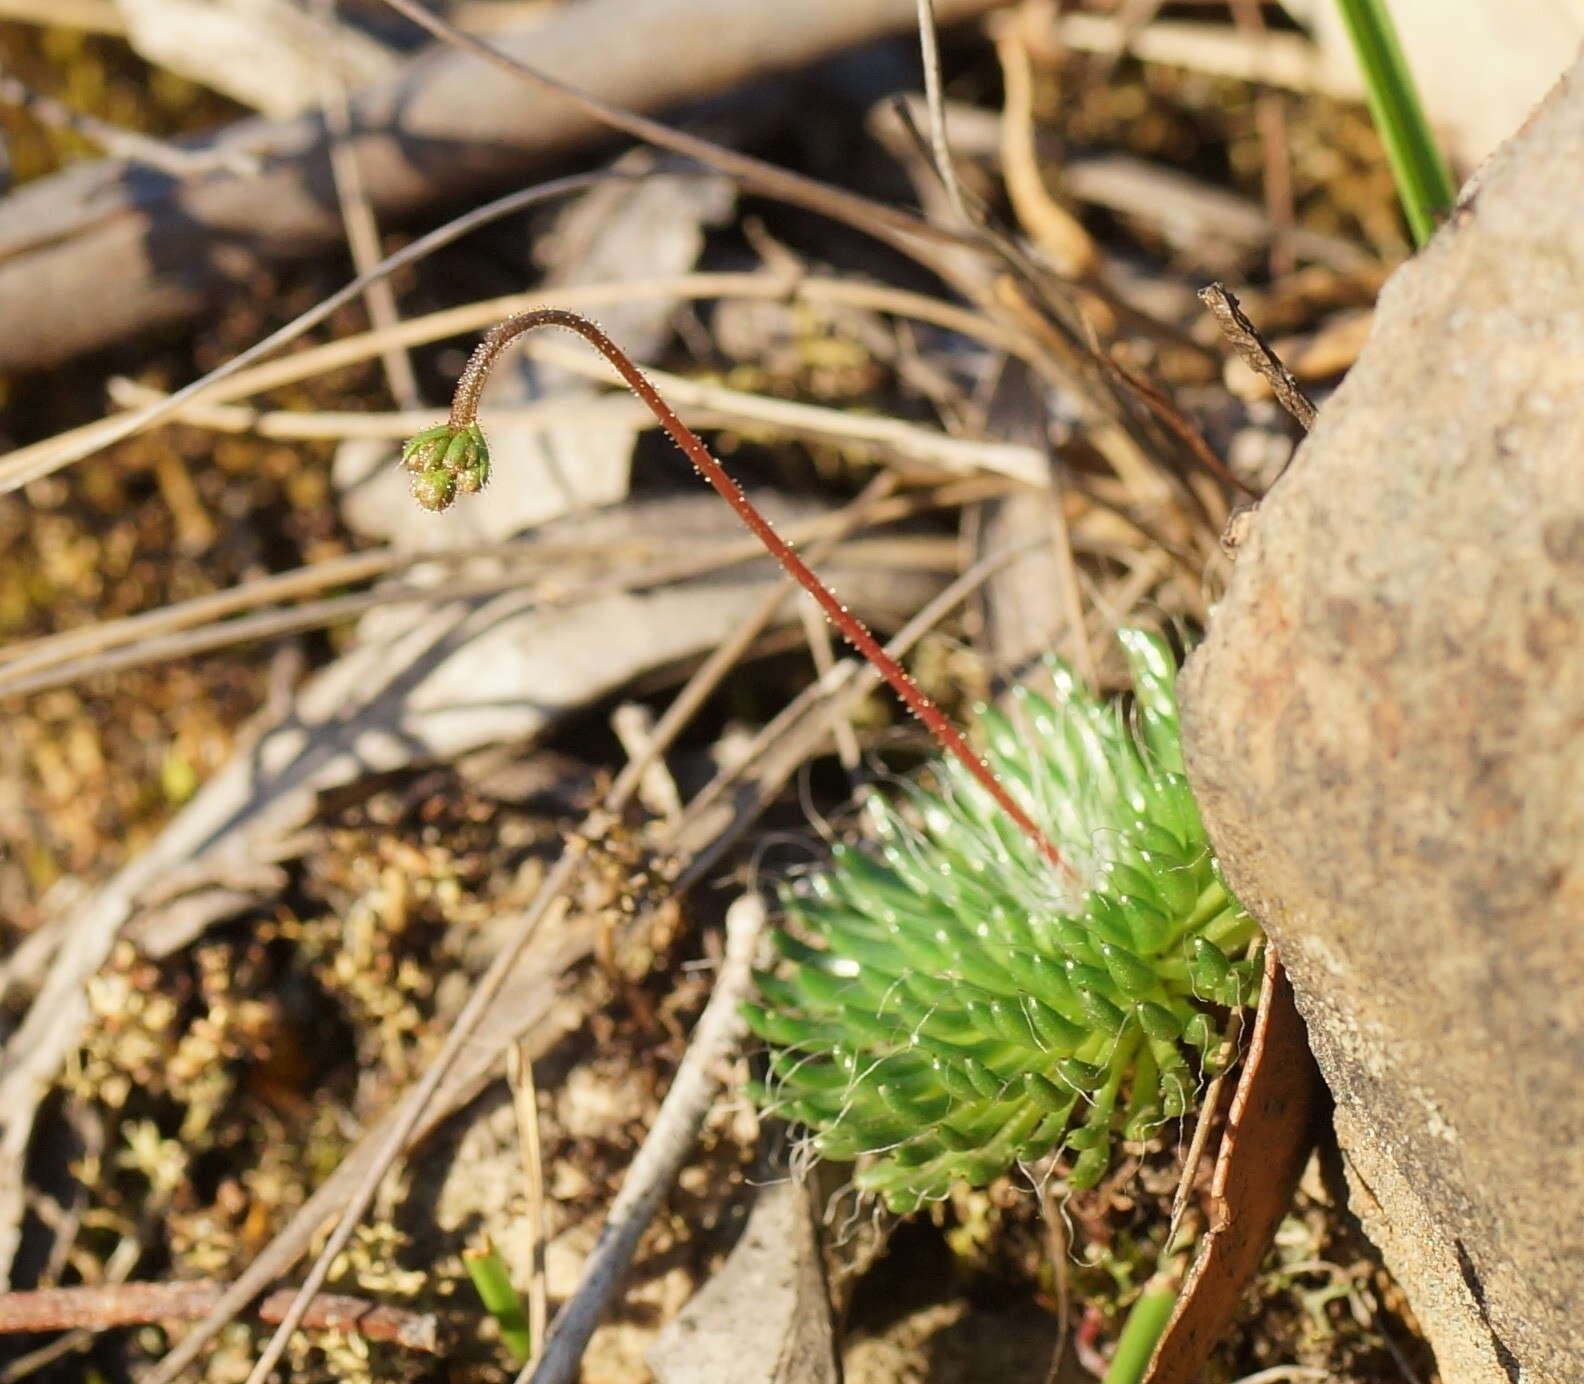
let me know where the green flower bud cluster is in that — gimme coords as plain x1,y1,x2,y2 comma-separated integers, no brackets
743,630,1260,1213
401,421,491,512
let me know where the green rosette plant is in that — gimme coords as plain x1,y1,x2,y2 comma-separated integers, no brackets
744,630,1260,1213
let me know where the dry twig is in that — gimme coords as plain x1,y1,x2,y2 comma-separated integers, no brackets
0,264,1027,498
0,489,973,699
1198,282,1318,430
311,0,421,409
0,74,258,177
0,1280,445,1352
521,893,765,1384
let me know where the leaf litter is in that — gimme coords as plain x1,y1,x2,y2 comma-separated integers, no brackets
0,5,1437,1382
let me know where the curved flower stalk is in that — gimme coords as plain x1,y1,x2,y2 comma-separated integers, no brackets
744,631,1260,1213
399,307,1075,880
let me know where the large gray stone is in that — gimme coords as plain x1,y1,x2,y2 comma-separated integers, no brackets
1179,56,1584,1384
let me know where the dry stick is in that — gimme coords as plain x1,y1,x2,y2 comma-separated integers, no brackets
1105,350,1260,498
102,380,649,441
0,1281,444,1352
1197,282,1318,430
609,704,684,823
0,170,624,495
797,591,861,771
1167,1000,1250,1249
377,0,965,261
0,531,686,681
0,488,974,699
0,547,402,677
0,545,797,699
0,73,258,178
312,0,421,410
105,292,1043,479
914,0,971,227
520,893,765,1384
0,267,1029,496
447,310,1074,880
106,326,1045,482
607,473,902,810
509,338,1050,486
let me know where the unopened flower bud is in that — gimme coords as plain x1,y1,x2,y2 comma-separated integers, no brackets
410,466,457,513
399,421,490,512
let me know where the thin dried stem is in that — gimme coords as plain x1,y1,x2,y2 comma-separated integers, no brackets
0,493,971,700
914,0,971,226
505,1042,550,1359
0,73,257,177
312,0,421,409
0,171,626,496
605,473,902,811
0,267,1028,496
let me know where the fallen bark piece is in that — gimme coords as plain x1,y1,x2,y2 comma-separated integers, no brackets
1180,51,1584,1384
1142,950,1324,1384
647,1176,838,1384
0,0,1001,372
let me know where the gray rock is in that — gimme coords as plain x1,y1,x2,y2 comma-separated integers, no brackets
1179,55,1584,1384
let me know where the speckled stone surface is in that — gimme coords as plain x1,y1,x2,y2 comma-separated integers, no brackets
1180,54,1584,1384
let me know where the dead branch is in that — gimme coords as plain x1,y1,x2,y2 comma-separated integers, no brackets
0,1280,446,1352
0,0,1001,372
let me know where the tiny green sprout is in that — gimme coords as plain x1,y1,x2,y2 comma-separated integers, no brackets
400,420,490,512
744,631,1261,1213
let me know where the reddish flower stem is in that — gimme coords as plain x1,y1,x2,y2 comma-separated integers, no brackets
451,308,1074,880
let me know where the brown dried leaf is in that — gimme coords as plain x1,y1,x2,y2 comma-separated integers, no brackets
1143,949,1325,1384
